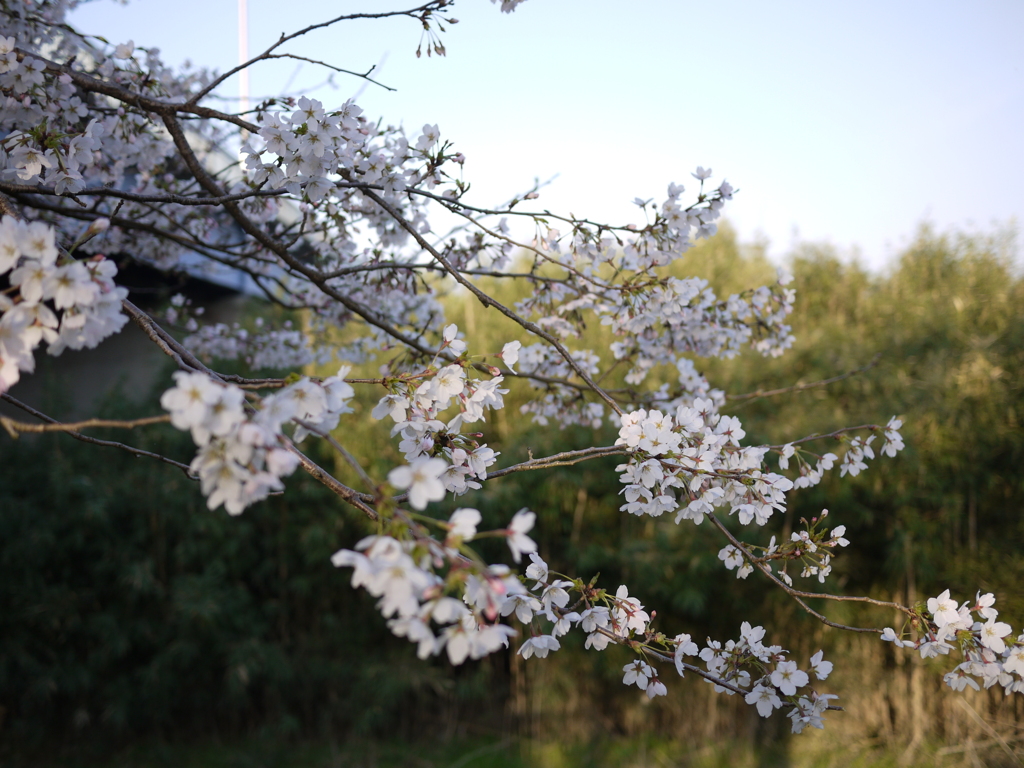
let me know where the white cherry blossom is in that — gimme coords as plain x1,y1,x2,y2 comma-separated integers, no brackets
388,457,448,510
507,509,538,563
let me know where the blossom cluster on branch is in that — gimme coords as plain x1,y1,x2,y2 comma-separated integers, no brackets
884,590,1024,696
0,216,126,391
160,366,353,514
166,294,325,370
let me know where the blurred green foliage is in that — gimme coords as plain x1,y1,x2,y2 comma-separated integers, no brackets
0,396,506,748
1,223,1022,761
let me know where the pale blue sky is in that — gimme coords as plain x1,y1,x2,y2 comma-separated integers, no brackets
69,0,1024,268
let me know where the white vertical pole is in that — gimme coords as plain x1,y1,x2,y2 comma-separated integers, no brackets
238,0,249,118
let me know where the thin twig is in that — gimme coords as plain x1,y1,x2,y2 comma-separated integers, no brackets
0,394,195,478
485,445,627,481
293,419,379,498
766,424,886,450
728,354,881,402
262,53,394,91
184,0,448,105
706,512,915,630
1,412,170,438
285,443,378,520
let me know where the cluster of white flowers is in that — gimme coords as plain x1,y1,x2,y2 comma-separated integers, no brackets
513,341,605,428
0,15,206,205
165,295,324,369
778,419,901,488
699,622,836,732
777,442,840,489
835,420,904,477
246,99,443,213
0,31,110,197
160,367,353,513
0,217,127,393
884,590,1024,696
494,551,837,732
605,275,796,371
614,402,792,525
373,326,513,505
182,321,320,370
613,402,906,534
508,211,795,429
881,416,905,457
718,510,851,584
331,508,536,664
498,553,656,671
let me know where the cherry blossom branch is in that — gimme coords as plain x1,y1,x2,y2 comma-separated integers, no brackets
122,300,377,515
293,419,379,499
536,589,845,712
608,636,841,711
485,445,628,480
434,200,616,294
409,185,707,238
184,0,450,105
768,424,888,450
0,394,195,477
0,412,170,437
24,50,260,133
286,444,379,520
363,189,623,416
706,512,915,630
258,53,394,92
0,180,289,206
594,630,752,697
